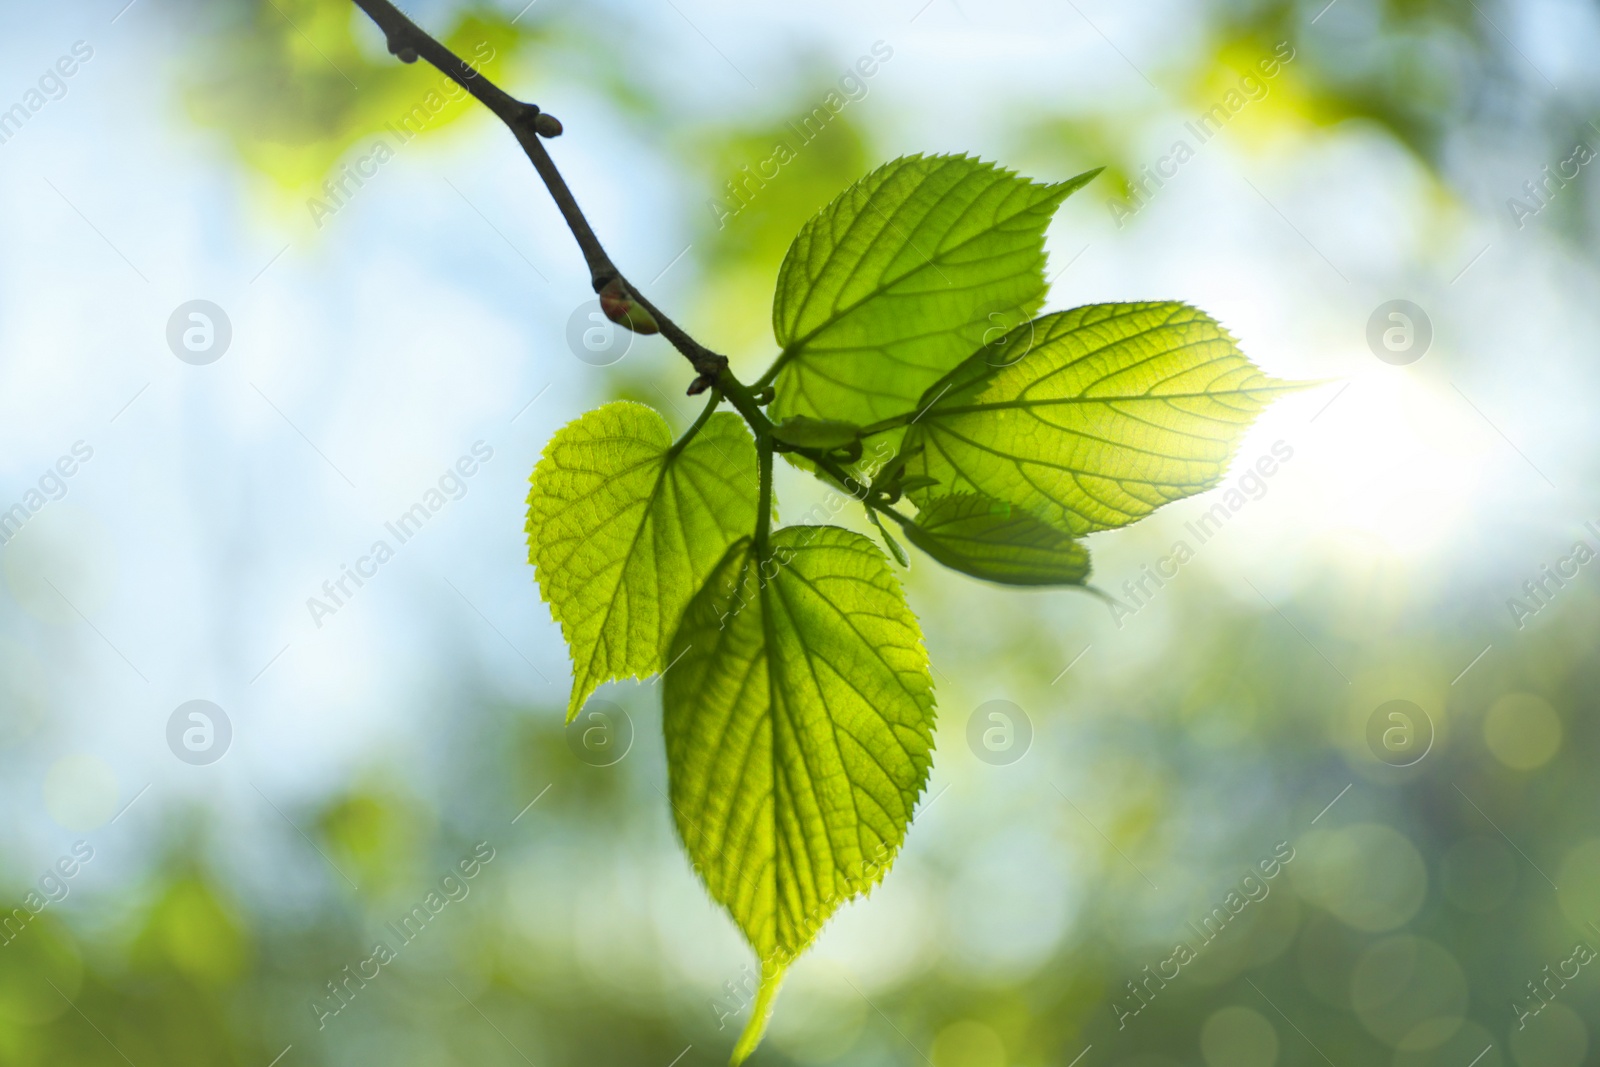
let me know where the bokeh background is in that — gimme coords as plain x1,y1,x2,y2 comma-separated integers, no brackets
2,0,1599,1064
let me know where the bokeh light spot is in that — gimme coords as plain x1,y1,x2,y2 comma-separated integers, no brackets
1200,1005,1278,1067
1510,1002,1587,1067
1350,936,1467,1049
1483,693,1561,771
931,1019,1006,1067
1293,823,1427,932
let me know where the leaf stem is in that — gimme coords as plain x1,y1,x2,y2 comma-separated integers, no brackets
868,499,917,529
668,391,723,458
730,967,787,1065
751,350,790,392
810,455,874,502
717,374,776,438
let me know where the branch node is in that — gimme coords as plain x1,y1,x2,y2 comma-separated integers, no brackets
687,356,730,396
387,36,419,63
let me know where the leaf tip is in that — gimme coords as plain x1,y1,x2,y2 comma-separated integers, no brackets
729,966,787,1065
564,687,587,725
1046,165,1106,203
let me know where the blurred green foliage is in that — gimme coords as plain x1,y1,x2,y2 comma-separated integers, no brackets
682,110,871,363
183,0,536,194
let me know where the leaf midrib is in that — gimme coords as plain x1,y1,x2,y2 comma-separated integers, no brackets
754,534,928,954
920,382,1297,420
573,441,681,703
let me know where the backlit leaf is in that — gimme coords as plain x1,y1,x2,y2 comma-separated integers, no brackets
663,526,936,1062
903,302,1300,535
526,402,758,721
901,494,1090,586
770,416,862,452
768,154,1100,428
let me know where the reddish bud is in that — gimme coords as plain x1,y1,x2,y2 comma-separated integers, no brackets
598,278,660,335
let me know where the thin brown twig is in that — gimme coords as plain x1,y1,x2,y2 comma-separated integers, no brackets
348,0,730,392
344,0,883,501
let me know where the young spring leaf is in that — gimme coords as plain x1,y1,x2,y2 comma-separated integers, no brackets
768,155,1100,428
769,415,862,452
900,494,1090,586
895,475,942,495
902,303,1301,535
526,401,758,721
663,526,935,1062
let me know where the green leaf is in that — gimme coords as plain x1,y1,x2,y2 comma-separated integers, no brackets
526,401,758,722
770,416,862,452
663,526,936,1062
768,154,1100,428
895,475,942,495
903,302,1301,536
900,494,1090,586
865,508,910,567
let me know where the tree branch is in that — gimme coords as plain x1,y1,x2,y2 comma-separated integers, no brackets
348,0,730,393
345,1,890,512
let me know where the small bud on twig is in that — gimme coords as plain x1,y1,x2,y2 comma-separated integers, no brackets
516,105,563,139
598,277,661,336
